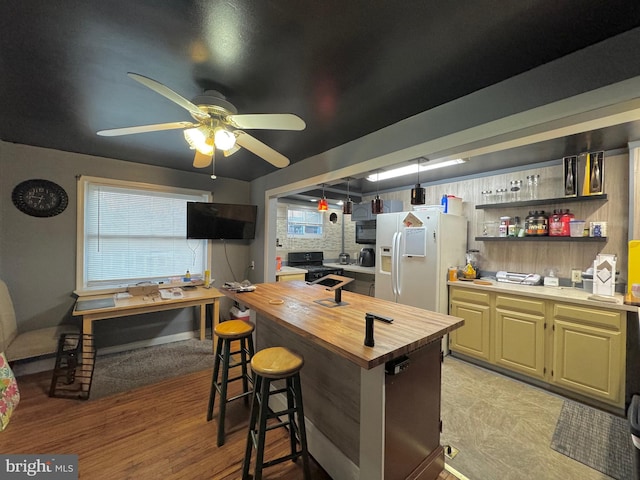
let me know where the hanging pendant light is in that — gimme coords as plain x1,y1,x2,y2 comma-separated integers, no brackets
343,178,353,214
410,159,426,205
371,171,383,214
318,184,328,211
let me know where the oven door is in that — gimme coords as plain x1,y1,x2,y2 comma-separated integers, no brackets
355,220,376,244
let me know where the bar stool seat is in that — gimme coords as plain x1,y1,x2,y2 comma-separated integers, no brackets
207,319,255,447
242,346,311,480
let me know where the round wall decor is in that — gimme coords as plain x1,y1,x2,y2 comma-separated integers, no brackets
12,179,69,217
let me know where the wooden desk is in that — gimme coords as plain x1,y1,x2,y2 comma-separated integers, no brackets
223,281,464,480
72,286,225,352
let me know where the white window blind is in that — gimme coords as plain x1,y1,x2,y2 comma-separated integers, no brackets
287,208,323,238
78,177,210,290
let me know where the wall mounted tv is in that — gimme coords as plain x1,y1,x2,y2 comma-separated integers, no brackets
187,202,258,240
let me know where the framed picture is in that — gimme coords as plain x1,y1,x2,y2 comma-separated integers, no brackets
563,156,577,197
587,151,604,195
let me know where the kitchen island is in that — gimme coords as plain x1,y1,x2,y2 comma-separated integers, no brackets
223,280,464,480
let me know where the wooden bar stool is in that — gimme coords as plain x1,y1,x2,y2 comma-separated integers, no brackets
242,346,311,480
207,319,255,447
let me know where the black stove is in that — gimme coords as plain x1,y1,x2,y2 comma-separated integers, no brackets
287,251,344,281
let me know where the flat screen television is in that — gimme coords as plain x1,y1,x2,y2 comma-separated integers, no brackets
187,202,258,240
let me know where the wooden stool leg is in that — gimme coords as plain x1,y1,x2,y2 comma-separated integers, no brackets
242,375,261,480
240,337,250,405
285,377,297,458
293,374,311,479
207,336,224,422
217,339,232,447
253,377,271,480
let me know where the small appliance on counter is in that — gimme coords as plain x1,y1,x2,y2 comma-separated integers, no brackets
359,248,375,267
496,271,541,285
339,253,350,265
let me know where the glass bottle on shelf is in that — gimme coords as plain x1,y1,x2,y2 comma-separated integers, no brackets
565,163,574,196
526,174,540,199
591,158,601,193
510,180,522,201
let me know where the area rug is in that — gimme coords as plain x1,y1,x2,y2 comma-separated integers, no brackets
89,339,213,400
551,400,633,480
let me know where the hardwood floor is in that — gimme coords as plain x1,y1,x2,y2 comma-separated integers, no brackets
1,368,459,479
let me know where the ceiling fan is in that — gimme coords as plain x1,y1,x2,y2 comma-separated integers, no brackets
97,73,306,169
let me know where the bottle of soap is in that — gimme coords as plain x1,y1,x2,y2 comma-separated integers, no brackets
184,270,191,282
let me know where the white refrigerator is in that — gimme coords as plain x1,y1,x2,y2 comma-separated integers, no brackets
375,208,467,315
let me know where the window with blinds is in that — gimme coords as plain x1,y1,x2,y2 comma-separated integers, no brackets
287,208,323,238
77,176,210,291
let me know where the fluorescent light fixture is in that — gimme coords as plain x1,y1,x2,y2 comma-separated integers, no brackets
366,158,466,182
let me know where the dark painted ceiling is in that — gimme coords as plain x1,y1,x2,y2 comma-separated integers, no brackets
2,1,640,188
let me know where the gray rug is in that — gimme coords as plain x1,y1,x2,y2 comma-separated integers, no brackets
551,400,633,480
90,339,213,399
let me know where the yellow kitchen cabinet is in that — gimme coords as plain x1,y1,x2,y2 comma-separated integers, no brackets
449,287,492,362
551,303,625,406
494,294,546,380
277,273,306,282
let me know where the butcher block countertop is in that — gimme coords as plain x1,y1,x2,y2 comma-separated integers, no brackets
222,280,463,370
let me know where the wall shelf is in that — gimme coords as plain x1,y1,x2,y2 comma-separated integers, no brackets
475,194,607,210
474,236,607,242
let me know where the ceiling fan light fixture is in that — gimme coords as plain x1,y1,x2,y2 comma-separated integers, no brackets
184,126,214,155
214,127,236,151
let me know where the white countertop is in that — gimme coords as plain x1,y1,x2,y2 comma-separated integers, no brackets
324,262,376,275
448,279,638,312
275,266,307,277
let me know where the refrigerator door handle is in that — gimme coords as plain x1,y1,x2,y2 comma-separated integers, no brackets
391,232,398,296
395,230,402,297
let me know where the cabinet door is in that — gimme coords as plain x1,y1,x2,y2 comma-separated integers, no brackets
552,306,624,406
277,273,306,282
495,307,546,379
351,203,372,221
449,288,491,361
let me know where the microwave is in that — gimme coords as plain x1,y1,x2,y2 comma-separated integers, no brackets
355,220,376,244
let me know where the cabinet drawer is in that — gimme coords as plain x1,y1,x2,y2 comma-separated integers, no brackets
495,294,545,315
450,287,491,306
553,303,622,330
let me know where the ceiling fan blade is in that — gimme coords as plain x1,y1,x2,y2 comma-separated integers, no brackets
193,149,213,168
97,121,197,136
127,73,209,120
226,113,306,131
235,132,290,168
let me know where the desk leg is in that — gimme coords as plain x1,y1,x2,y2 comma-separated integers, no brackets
200,303,207,342
81,317,94,389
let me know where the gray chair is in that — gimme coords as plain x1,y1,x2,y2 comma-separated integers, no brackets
0,279,78,363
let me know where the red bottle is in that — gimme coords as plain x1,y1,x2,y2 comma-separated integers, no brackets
560,209,574,236
549,210,563,236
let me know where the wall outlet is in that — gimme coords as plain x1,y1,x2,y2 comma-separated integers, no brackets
250,261,255,270
571,269,582,283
